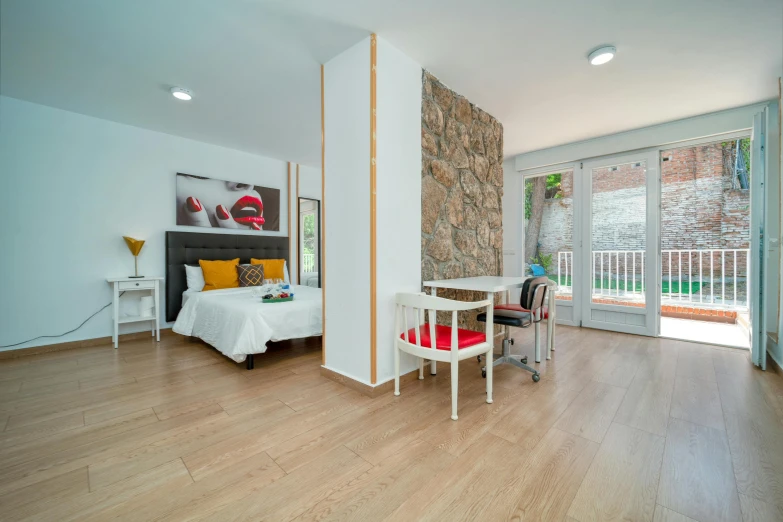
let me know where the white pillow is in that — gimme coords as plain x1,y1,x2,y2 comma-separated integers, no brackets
284,261,290,284
185,265,205,291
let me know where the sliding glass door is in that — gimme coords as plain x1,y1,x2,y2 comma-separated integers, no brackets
579,151,659,336
522,167,578,325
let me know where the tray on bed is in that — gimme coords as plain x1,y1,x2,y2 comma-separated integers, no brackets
262,296,294,303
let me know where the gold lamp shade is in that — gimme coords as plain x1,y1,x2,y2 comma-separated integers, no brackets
123,236,145,277
123,236,145,256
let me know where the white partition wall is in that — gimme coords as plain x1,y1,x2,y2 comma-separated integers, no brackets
375,37,422,384
323,36,422,387
323,37,372,384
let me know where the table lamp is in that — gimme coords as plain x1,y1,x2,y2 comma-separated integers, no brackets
123,236,145,278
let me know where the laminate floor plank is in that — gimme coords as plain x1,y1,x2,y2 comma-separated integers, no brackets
86,451,286,522
614,372,675,437
724,412,783,506
0,403,224,497
292,439,456,522
88,399,290,490
567,422,665,522
0,408,158,470
592,347,644,388
198,446,372,521
0,411,84,449
480,427,599,521
23,458,193,522
385,433,530,522
657,418,742,522
738,493,783,522
670,376,725,431
183,393,361,481
676,349,717,383
0,329,780,521
0,467,89,521
654,505,699,522
553,380,627,443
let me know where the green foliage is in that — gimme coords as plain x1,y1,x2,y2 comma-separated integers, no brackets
529,252,553,273
721,138,751,186
524,173,562,220
302,214,315,255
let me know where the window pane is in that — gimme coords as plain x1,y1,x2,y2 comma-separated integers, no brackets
591,161,646,307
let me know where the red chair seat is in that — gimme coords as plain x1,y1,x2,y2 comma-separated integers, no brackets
495,304,549,319
401,325,486,350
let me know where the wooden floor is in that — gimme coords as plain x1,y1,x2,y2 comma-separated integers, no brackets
0,327,782,521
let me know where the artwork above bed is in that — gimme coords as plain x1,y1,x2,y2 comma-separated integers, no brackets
176,173,280,231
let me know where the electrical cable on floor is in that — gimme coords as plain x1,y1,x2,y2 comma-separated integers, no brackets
0,293,124,349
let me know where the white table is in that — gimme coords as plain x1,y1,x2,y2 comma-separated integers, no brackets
423,276,556,376
107,276,163,348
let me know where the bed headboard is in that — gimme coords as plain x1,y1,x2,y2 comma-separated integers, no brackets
165,231,289,322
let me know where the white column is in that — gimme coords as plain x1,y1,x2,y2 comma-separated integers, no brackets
323,36,422,387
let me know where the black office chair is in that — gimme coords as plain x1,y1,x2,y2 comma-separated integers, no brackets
477,276,549,382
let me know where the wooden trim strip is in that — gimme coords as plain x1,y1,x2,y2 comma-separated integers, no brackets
321,365,418,398
287,162,292,267
321,64,326,366
296,163,301,285
0,329,175,360
369,34,377,384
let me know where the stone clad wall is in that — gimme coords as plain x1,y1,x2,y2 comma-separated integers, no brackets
421,71,504,329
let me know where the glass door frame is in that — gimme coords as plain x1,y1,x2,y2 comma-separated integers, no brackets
520,162,581,327
297,197,322,288
578,149,661,337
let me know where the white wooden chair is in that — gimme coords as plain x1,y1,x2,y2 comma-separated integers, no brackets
394,292,493,420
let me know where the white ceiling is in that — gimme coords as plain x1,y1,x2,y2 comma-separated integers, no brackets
0,0,366,166
3,0,782,164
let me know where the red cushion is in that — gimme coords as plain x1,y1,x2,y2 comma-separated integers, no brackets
400,325,486,350
495,304,548,319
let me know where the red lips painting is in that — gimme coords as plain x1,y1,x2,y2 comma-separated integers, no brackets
176,173,280,231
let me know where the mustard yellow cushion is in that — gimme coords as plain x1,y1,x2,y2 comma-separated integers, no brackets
250,258,286,281
199,258,239,291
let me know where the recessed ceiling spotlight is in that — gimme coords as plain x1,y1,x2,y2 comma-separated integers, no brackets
588,46,616,66
170,87,193,101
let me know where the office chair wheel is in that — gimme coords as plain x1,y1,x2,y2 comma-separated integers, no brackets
521,356,527,364
509,338,515,345
532,373,540,382
481,367,487,378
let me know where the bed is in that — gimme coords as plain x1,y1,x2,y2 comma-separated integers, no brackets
166,231,322,369
301,272,320,288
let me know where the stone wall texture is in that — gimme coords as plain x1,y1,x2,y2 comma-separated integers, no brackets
421,71,503,330
535,142,750,279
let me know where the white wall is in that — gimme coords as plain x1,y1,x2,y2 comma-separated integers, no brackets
0,96,289,351
298,164,321,200
502,158,523,304
288,163,322,285
515,102,770,171
502,158,522,278
375,36,422,384
323,37,372,384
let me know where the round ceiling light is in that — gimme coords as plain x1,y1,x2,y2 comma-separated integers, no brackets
170,87,193,101
588,46,616,66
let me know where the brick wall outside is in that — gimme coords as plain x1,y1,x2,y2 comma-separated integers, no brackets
533,143,750,280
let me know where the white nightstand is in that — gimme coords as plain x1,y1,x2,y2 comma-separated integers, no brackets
107,276,163,348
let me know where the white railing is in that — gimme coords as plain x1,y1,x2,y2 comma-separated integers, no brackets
661,249,749,307
554,248,750,309
302,253,316,273
592,250,646,299
556,251,573,294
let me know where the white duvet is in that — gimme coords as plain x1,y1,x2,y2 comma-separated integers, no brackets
173,285,322,362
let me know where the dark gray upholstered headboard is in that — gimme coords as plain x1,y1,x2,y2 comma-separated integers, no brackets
165,231,289,322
